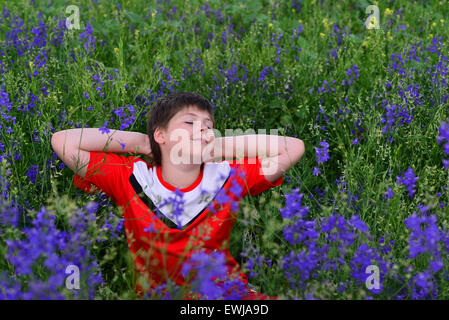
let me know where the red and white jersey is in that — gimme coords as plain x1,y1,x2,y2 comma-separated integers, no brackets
73,152,283,293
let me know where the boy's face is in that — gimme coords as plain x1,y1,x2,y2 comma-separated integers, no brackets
155,105,215,165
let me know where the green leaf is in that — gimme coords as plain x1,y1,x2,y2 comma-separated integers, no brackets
126,12,146,25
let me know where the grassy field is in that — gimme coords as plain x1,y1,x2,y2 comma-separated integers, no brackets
0,0,449,299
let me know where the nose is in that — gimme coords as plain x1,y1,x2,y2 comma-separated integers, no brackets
200,123,210,132
200,125,214,142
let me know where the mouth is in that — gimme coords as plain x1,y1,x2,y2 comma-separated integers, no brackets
191,138,209,144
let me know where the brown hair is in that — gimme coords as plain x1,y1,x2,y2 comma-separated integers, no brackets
146,92,214,167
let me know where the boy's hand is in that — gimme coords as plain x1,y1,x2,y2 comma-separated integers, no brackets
205,135,305,181
51,129,153,177
139,134,152,156
260,137,305,183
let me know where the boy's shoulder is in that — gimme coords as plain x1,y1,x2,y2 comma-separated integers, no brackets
126,156,258,167
124,156,260,184
124,155,157,172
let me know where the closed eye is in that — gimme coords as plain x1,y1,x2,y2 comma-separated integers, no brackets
185,121,212,129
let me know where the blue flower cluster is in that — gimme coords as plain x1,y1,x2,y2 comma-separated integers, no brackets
182,49,204,80
181,250,246,300
97,211,125,243
113,104,137,131
79,22,95,54
396,167,419,198
157,188,185,229
404,206,445,299
437,120,449,169
0,200,103,299
279,188,387,296
313,139,330,176
342,65,360,86
92,72,105,98
378,36,448,143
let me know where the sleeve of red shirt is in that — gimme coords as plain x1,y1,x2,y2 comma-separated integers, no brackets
73,151,134,203
234,157,284,197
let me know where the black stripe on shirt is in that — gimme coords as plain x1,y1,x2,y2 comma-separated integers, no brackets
128,173,231,230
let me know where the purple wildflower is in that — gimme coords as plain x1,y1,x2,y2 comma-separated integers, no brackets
291,0,302,12
99,122,110,135
181,250,245,300
315,140,330,164
384,187,394,200
342,65,360,86
30,20,47,49
2,201,103,299
158,188,185,229
348,215,370,234
405,211,443,299
396,168,418,198
405,213,441,260
25,165,38,184
349,243,387,294
437,120,449,169
97,211,124,243
79,22,95,54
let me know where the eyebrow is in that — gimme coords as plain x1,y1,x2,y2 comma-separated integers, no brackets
183,112,213,122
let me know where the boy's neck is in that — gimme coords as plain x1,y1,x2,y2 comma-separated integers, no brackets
159,159,204,190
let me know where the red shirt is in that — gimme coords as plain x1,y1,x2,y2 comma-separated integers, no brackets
73,152,283,294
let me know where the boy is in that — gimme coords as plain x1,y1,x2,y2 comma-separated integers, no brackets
51,92,305,299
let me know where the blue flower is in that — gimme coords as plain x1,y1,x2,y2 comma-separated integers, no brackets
342,65,360,86
396,167,418,198
348,215,370,234
79,22,95,54
2,201,103,299
437,121,449,169
30,20,47,49
291,0,302,12
158,188,185,229
181,250,245,300
349,243,387,294
315,140,330,164
25,165,39,184
384,187,394,200
99,122,110,135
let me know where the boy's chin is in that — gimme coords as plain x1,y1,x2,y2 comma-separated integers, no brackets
170,154,206,165
190,153,207,165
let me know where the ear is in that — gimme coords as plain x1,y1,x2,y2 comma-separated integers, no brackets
154,127,166,145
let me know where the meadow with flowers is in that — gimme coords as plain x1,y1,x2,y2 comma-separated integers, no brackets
0,0,449,300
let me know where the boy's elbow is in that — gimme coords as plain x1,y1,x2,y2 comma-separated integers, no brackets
51,132,63,151
51,132,59,150
297,138,305,154
293,138,305,161
51,131,68,158
281,137,305,166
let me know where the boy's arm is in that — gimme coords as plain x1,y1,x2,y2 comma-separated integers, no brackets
207,134,305,183
51,128,151,178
